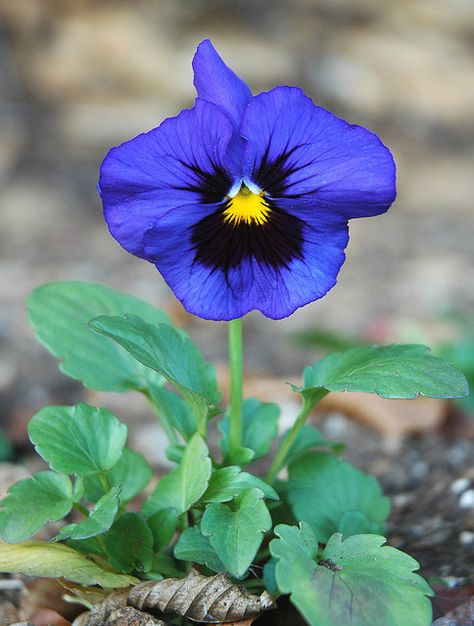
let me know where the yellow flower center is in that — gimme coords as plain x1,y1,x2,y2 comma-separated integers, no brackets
223,184,270,226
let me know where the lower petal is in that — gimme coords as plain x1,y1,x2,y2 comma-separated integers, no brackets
143,206,349,321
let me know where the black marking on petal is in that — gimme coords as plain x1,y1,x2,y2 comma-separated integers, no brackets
175,159,233,204
191,198,305,275
252,139,316,199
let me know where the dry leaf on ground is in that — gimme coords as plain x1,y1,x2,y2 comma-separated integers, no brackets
320,392,447,435
29,608,71,626
72,570,275,625
432,585,474,620
432,595,474,626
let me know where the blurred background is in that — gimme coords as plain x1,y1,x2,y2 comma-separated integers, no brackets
0,0,473,584
1,0,473,375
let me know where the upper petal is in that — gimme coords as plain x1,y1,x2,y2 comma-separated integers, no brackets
241,86,396,220
193,39,252,130
99,98,235,259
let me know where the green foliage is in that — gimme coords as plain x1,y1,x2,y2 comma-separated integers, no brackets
89,314,221,426
0,429,12,461
28,403,127,477
174,527,224,573
0,541,138,587
27,281,170,392
149,384,197,439
6,281,464,626
270,524,433,626
277,424,345,467
142,434,212,516
104,513,154,574
55,487,121,541
284,452,390,542
147,508,179,552
201,488,272,578
202,466,278,502
83,448,152,503
0,472,74,543
219,398,280,463
297,344,469,400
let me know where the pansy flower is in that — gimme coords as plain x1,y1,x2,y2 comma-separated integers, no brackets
99,40,396,321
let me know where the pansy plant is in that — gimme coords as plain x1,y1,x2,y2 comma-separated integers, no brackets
0,41,469,626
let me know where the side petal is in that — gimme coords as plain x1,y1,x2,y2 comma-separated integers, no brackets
241,86,396,220
193,39,252,130
143,204,349,321
98,99,234,259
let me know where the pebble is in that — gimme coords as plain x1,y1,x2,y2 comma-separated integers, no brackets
450,477,470,494
459,489,474,509
410,460,429,481
458,530,474,545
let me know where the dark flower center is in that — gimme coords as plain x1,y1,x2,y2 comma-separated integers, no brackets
182,151,307,274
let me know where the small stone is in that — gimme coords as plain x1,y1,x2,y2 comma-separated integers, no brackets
410,460,429,481
450,477,470,494
392,493,412,509
459,531,474,546
446,445,469,466
459,489,474,509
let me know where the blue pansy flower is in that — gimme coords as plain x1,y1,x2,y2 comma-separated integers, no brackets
99,39,396,321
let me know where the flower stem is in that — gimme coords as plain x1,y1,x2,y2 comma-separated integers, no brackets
266,390,328,484
228,318,244,456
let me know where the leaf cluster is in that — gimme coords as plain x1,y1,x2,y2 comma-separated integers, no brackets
0,281,469,626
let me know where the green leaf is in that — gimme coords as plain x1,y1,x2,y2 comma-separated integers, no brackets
27,281,171,391
147,508,178,551
142,434,211,516
84,448,152,503
296,344,469,400
202,467,278,503
284,452,390,542
89,314,221,424
201,488,272,578
150,552,184,579
28,403,127,477
263,558,279,596
149,385,197,439
174,527,225,573
55,487,120,541
0,472,73,543
0,541,138,587
278,424,345,467
0,428,12,461
104,513,154,574
270,525,433,626
219,398,280,463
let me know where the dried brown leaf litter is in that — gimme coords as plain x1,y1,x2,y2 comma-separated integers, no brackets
72,569,275,625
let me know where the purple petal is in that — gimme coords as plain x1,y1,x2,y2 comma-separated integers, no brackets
193,39,252,130
99,98,235,259
241,86,396,220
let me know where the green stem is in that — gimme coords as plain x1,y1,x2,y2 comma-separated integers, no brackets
99,471,112,494
228,318,244,456
266,390,328,484
73,502,90,517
